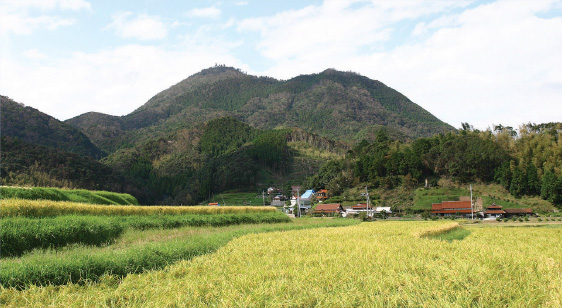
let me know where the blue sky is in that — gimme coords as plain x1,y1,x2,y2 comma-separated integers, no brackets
1,0,561,130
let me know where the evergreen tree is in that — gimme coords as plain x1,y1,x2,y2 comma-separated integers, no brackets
509,166,527,198
540,170,557,202
526,163,540,196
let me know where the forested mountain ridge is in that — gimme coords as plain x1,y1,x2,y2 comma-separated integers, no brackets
1,96,104,158
67,66,454,154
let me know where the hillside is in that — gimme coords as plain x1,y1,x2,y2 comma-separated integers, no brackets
1,96,104,158
100,117,349,205
0,136,145,200
67,66,454,153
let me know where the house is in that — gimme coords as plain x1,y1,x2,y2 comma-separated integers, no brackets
316,189,328,202
299,189,315,206
314,203,344,215
503,208,534,218
484,203,505,219
431,201,476,218
267,187,279,195
208,202,219,206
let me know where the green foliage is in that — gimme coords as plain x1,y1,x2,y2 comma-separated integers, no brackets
0,187,138,205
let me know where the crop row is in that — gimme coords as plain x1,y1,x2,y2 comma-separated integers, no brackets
1,212,291,257
0,187,139,205
0,198,277,218
0,219,360,289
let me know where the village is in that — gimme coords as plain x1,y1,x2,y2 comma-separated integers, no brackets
209,186,536,220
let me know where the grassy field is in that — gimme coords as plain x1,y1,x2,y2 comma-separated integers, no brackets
2,221,560,307
0,186,138,205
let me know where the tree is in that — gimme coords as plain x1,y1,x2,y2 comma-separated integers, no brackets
526,163,540,196
509,166,527,198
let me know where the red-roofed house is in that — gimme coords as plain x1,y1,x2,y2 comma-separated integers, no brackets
431,201,476,218
314,203,344,215
316,189,328,201
484,203,506,219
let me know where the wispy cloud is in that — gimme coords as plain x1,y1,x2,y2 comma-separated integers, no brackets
107,12,168,40
186,6,222,19
0,0,89,35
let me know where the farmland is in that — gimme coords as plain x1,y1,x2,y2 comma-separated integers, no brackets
2,221,561,307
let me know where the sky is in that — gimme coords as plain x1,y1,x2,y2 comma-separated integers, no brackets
1,0,561,130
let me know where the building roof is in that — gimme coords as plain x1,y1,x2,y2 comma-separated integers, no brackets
484,210,506,214
301,189,315,199
432,201,472,211
208,203,219,206
504,208,533,214
314,203,343,212
432,210,476,214
486,203,503,209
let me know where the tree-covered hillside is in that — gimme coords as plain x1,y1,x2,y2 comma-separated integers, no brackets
1,96,104,159
0,137,144,199
302,122,562,210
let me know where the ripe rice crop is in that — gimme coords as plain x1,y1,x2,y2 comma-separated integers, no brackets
2,221,559,307
0,199,277,218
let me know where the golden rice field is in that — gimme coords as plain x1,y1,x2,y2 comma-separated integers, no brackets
2,221,561,307
0,198,277,217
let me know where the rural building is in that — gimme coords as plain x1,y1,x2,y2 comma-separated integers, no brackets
316,189,328,202
314,203,344,215
431,201,476,218
208,202,219,206
504,208,534,217
483,203,505,219
299,189,315,206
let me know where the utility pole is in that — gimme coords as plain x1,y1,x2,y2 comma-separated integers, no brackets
297,188,301,217
262,190,265,206
365,186,370,218
470,184,474,220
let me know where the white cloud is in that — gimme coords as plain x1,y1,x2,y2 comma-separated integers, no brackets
0,44,246,120
0,0,89,36
107,12,168,40
186,7,222,19
0,13,75,35
23,49,49,60
1,0,91,11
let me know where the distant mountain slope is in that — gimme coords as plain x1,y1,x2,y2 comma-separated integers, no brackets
1,96,104,158
67,66,454,154
0,136,145,200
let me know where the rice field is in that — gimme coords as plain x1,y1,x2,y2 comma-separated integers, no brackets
0,198,277,217
2,221,560,307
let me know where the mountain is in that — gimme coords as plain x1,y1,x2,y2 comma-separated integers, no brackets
67,66,454,154
1,96,104,159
